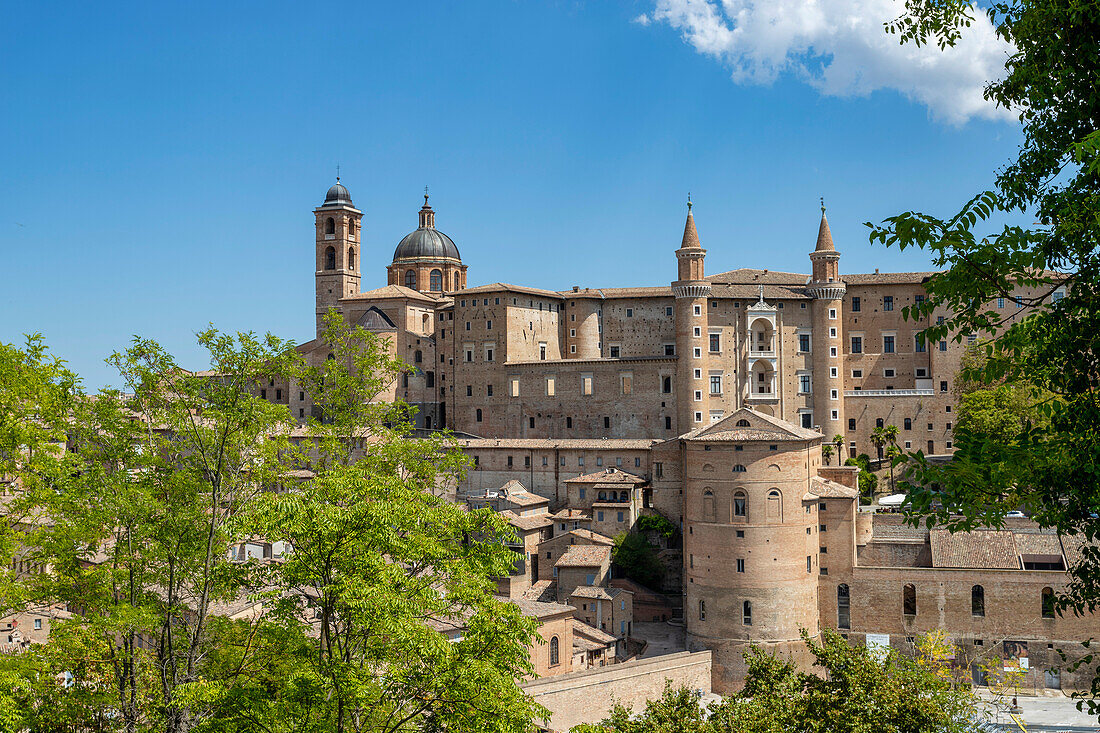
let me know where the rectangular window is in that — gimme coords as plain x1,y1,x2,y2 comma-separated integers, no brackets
581,374,593,396
597,511,604,522
737,558,745,573
539,342,547,360
510,377,519,397
829,308,837,319
884,369,895,378
829,327,837,338
570,328,576,337
621,373,633,395
798,374,811,393
485,347,494,362
579,487,586,500
694,305,702,315
998,297,1005,309
883,335,895,353
710,375,722,394
940,380,948,392
884,296,894,311
617,511,624,522
709,333,721,352
849,336,861,353
666,306,674,316
486,320,492,330
570,344,577,354
801,413,813,429
799,334,811,352
609,345,621,358
915,335,926,352
546,376,556,396
830,346,837,357
693,347,702,358
664,343,675,356
625,307,634,317
486,384,493,396
693,326,701,337
829,367,838,378
940,340,947,351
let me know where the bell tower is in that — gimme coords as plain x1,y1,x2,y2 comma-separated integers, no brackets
314,178,363,337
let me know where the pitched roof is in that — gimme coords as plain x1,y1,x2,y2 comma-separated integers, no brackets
706,268,809,284
809,476,859,499
456,438,660,451
550,508,591,521
930,529,1020,569
565,529,615,546
682,407,822,443
510,598,576,620
564,467,646,485
457,282,563,299
1014,531,1064,558
842,272,938,285
555,545,612,568
573,623,619,646
522,580,557,603
505,492,550,507
356,306,397,331
342,284,439,302
506,514,554,531
569,585,624,600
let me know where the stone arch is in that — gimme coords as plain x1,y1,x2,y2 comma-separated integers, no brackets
430,269,443,291
766,489,782,522
324,246,336,270
324,217,335,235
702,463,715,472
750,359,775,396
347,247,356,270
549,636,560,666
749,317,774,352
736,419,751,427
703,488,715,521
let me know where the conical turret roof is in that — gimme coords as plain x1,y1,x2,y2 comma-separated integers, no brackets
680,208,701,249
815,209,835,252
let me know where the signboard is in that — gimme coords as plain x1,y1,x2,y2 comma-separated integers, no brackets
866,633,890,659
1003,640,1029,672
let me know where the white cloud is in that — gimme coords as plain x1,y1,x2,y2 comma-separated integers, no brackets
641,0,1016,124
632,13,651,26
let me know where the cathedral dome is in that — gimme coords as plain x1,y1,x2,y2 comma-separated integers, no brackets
392,193,461,262
393,227,461,261
322,182,353,207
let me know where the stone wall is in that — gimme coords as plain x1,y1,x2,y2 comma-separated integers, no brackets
520,650,712,732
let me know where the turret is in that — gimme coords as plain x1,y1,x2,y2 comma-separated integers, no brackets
673,198,712,433
807,201,846,442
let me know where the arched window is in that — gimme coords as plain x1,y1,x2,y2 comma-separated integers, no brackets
733,490,747,518
766,489,782,522
549,636,560,666
324,246,336,270
972,585,985,617
347,247,356,270
733,464,747,473
662,376,672,394
476,409,483,423
453,272,460,290
430,269,443,291
699,600,706,620
876,417,884,429
324,217,335,235
702,463,715,472
619,490,628,502
903,583,916,616
837,584,851,629
904,417,912,430
703,489,715,521
736,419,751,427
1042,587,1056,619
405,270,417,289
598,491,607,501
742,600,752,626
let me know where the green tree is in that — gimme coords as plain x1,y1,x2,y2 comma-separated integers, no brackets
821,443,834,466
574,629,976,733
868,0,1100,702
611,531,665,591
845,454,879,504
832,434,846,462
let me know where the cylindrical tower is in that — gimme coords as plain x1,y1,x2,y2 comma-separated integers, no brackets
673,200,711,435
565,292,603,359
808,203,846,443
682,408,823,692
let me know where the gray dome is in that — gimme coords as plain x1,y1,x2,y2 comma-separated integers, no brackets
322,182,353,207
393,227,461,261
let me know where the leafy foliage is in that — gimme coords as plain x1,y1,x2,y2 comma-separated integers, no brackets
574,629,976,733
870,0,1100,707
636,512,678,541
844,454,879,504
611,532,665,591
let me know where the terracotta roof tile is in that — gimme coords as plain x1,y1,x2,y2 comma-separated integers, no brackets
522,580,557,603
555,545,612,568
573,623,619,646
930,529,1019,569
564,468,646,485
507,514,554,531
457,282,564,299
569,585,624,600
456,438,660,450
510,598,576,620
842,272,938,285
809,476,859,499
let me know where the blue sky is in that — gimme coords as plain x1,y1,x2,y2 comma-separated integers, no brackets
1,1,1022,387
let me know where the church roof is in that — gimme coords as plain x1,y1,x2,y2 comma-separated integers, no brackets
342,284,439,303
356,307,396,331
564,467,646,485
393,227,461,262
319,181,354,209
930,529,1020,569
458,282,563,299
682,407,822,443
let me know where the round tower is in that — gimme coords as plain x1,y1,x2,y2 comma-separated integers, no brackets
682,408,823,692
314,179,363,337
564,291,603,359
673,199,711,435
808,202,846,443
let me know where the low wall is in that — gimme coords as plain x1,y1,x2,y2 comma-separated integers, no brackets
521,650,712,731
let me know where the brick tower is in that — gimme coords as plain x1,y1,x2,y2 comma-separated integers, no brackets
807,202,846,441
314,179,363,336
673,199,711,434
